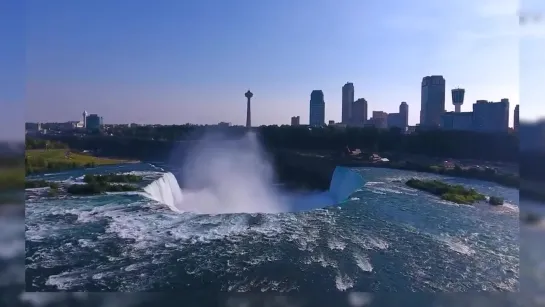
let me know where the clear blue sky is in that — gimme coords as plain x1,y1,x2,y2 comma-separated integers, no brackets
1,0,544,140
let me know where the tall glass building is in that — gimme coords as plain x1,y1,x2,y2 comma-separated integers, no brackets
309,90,325,126
86,114,103,131
420,75,446,128
341,82,354,124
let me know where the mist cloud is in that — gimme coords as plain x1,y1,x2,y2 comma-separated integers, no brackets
145,131,339,214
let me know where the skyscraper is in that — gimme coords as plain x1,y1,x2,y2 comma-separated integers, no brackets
420,75,446,127
245,90,253,128
342,82,354,124
86,114,103,131
351,98,368,126
309,90,325,126
291,116,300,126
514,104,520,132
370,111,388,129
451,88,465,113
399,101,409,129
472,99,509,133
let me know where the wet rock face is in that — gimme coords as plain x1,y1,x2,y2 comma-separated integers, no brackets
272,151,336,192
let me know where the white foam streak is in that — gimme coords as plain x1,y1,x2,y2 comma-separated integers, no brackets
335,273,354,291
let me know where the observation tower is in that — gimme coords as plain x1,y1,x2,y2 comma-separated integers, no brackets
245,90,253,128
451,88,465,113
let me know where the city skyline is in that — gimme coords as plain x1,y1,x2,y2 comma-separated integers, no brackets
2,0,545,139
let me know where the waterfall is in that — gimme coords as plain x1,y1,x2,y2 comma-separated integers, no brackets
328,167,365,204
143,172,185,213
143,167,364,214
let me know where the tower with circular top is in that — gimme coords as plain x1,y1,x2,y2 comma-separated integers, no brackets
245,90,253,128
451,88,465,113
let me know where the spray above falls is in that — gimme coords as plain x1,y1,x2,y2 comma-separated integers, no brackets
143,132,364,214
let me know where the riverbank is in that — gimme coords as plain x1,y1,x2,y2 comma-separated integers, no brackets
350,160,518,188
277,150,519,190
25,149,139,175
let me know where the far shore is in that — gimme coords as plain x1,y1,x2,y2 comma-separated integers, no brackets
351,161,517,185
290,151,520,190
25,159,142,176
25,149,141,175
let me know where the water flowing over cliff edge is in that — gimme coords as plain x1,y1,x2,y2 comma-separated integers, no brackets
143,166,364,214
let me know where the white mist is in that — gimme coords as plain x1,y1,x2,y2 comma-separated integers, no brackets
173,132,288,214
144,131,362,215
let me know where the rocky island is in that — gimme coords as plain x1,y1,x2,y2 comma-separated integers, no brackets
83,173,143,184
26,173,143,196
406,178,503,205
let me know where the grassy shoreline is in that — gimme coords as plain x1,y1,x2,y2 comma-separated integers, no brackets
25,149,139,175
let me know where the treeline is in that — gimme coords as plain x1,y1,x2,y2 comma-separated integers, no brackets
36,125,519,162
26,138,68,150
258,126,518,162
25,157,96,175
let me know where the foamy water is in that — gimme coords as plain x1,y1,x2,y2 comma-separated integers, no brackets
26,165,519,292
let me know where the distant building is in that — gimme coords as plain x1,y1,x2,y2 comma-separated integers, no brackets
386,102,409,131
218,122,231,128
342,82,354,124
369,111,388,129
351,98,368,126
472,99,509,133
309,90,325,126
387,113,403,129
291,116,300,126
399,101,409,129
86,114,103,131
328,120,335,126
441,112,474,131
25,122,41,134
514,104,520,132
420,75,446,128
407,126,417,134
57,121,81,131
